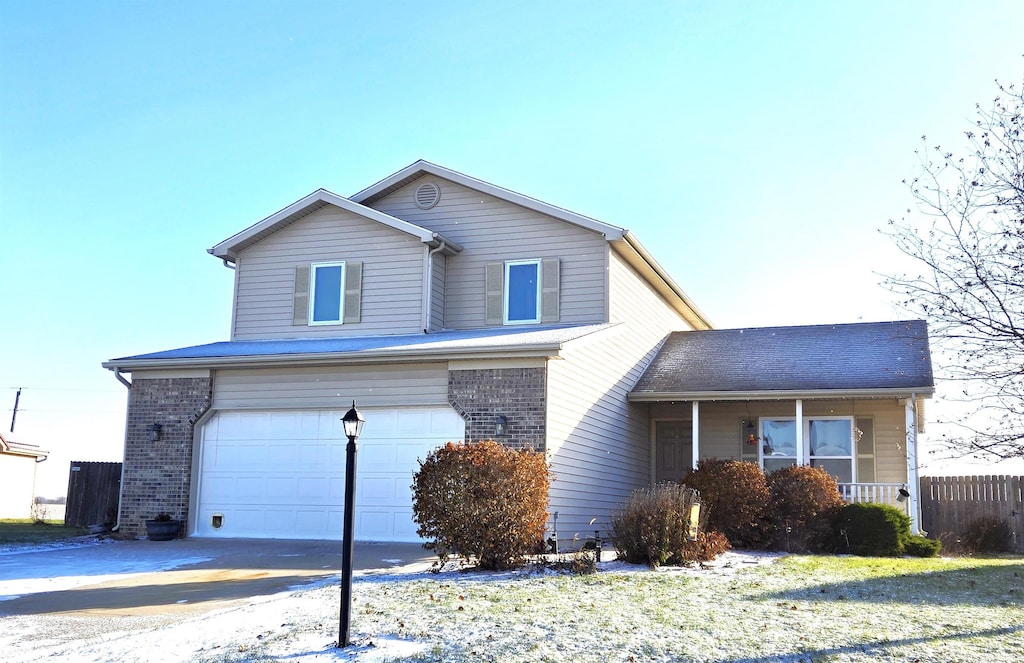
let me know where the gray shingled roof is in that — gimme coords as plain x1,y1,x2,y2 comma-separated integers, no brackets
103,324,614,369
630,320,934,399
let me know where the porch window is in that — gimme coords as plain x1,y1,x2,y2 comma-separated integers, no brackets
759,417,855,483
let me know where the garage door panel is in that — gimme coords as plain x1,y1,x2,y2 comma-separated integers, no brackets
196,407,464,541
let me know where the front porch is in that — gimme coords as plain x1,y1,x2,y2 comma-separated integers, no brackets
628,321,934,535
641,397,924,531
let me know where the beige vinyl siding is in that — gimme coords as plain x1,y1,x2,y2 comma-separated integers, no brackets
212,363,450,410
546,254,691,539
367,177,608,328
232,205,425,339
649,399,909,483
430,252,445,330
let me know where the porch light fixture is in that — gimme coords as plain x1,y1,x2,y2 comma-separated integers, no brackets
338,401,365,649
495,415,507,437
148,423,162,442
896,487,910,503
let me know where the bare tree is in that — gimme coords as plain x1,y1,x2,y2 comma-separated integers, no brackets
885,75,1024,460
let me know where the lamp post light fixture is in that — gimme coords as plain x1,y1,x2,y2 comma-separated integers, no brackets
338,401,365,648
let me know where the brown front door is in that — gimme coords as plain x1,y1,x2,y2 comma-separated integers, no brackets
655,420,693,483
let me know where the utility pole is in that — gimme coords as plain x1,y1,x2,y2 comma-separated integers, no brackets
10,387,21,433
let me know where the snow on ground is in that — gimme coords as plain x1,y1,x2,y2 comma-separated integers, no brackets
2,549,1022,663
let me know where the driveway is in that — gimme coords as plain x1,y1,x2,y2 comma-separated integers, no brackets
0,537,434,618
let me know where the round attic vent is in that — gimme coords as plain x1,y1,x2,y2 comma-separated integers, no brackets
414,182,441,210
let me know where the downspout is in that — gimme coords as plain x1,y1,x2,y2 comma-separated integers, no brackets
111,368,131,532
422,240,447,332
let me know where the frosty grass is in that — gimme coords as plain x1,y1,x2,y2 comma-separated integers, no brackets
6,552,1023,662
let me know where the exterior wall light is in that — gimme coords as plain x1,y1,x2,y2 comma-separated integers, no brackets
148,423,162,442
495,415,507,437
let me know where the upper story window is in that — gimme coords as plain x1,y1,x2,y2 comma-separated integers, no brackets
505,259,541,324
310,261,346,325
293,261,363,327
485,258,560,326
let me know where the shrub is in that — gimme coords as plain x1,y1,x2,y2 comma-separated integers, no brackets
767,465,844,552
681,459,772,549
904,534,942,557
960,515,1012,554
832,502,911,556
611,483,722,567
411,440,550,571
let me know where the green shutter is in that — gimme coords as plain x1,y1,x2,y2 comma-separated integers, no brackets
540,258,560,323
485,262,504,326
293,265,310,325
343,261,362,324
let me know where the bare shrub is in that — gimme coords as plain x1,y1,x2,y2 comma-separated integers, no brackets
681,459,772,549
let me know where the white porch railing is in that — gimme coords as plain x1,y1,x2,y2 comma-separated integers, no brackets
838,483,909,509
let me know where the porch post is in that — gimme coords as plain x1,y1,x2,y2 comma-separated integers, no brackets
906,395,921,534
795,399,804,465
691,401,700,470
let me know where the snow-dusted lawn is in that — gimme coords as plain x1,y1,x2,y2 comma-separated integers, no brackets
5,552,1023,662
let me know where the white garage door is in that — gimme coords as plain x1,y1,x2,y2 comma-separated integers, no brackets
194,407,465,541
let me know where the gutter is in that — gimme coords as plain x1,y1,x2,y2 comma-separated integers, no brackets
627,387,936,402
616,231,713,330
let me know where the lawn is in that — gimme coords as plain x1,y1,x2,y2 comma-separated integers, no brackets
0,519,86,548
194,552,1024,663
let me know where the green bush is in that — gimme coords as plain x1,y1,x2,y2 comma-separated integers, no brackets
832,502,911,556
681,459,772,549
411,440,550,571
960,515,1011,554
904,533,942,557
611,483,724,567
767,465,844,552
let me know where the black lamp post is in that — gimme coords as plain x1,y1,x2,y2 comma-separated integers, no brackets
338,401,365,648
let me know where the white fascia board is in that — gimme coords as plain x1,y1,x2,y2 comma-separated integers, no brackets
208,188,461,260
351,160,626,240
102,343,566,373
627,387,936,402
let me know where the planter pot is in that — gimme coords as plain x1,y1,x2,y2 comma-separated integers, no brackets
145,519,180,541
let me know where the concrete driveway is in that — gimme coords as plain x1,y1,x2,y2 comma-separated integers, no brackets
0,537,435,618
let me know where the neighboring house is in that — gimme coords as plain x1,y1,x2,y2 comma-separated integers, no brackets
0,432,48,519
102,161,934,542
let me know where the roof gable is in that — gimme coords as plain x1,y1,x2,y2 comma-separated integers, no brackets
351,160,627,240
209,188,461,260
631,320,934,399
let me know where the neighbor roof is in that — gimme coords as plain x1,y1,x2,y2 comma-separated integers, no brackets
0,432,48,460
629,320,934,400
103,324,616,371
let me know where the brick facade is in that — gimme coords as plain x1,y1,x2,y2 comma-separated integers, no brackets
448,367,546,451
119,377,211,538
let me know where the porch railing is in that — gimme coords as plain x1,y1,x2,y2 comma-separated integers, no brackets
838,483,908,509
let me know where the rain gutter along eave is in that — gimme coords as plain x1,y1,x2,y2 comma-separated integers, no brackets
101,343,567,373
627,387,936,402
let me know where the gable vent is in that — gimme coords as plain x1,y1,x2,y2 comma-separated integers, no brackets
414,182,441,210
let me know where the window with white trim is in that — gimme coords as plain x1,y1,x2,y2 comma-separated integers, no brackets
504,259,541,324
759,416,856,483
309,261,346,325
484,258,559,326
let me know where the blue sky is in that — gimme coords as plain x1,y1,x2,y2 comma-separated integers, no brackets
2,1,1022,496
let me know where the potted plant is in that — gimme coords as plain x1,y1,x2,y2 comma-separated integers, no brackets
145,513,180,541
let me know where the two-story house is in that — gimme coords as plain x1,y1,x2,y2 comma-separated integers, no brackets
103,161,934,543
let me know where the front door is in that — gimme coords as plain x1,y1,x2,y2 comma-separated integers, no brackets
655,420,693,483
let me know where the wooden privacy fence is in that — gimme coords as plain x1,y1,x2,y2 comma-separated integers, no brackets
919,475,1024,553
65,461,122,528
